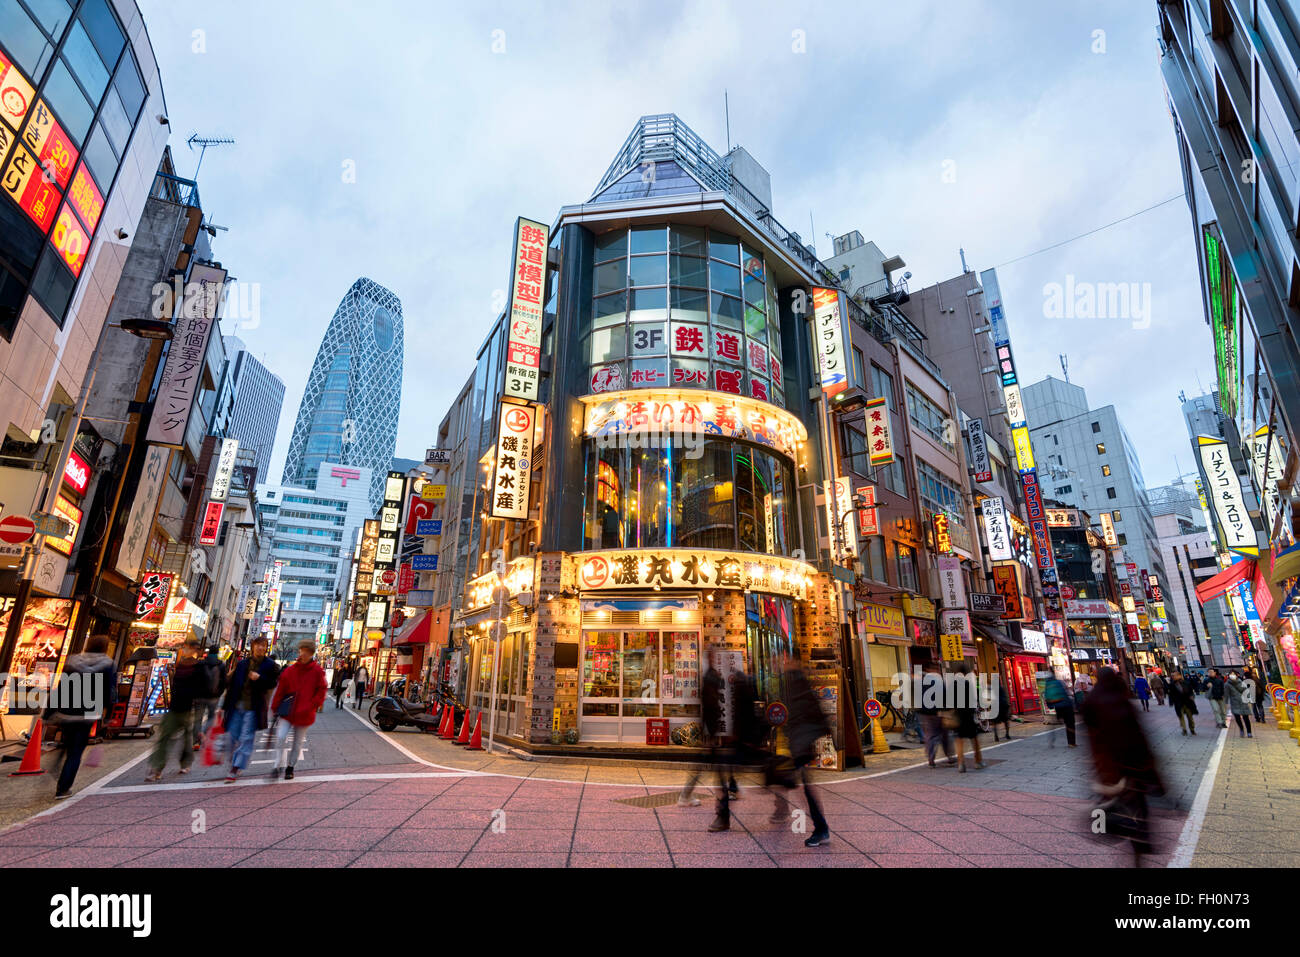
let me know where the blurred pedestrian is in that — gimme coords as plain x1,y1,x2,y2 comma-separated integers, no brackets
353,663,369,710
917,664,955,767
49,635,116,799
680,652,738,825
332,663,352,710
1205,669,1227,728
992,675,1012,742
1081,667,1163,866
192,645,227,748
1167,670,1198,736
1244,667,1266,724
769,652,832,847
219,636,279,783
952,664,985,772
1074,669,1092,708
1044,671,1077,747
268,640,328,780
1148,672,1166,707
1133,674,1150,712
1224,672,1253,738
145,639,206,781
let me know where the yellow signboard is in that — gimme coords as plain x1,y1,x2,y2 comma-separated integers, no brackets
939,633,964,661
1012,426,1035,473
860,600,905,638
420,484,447,501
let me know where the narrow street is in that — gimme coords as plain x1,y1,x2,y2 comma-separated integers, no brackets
0,699,1286,869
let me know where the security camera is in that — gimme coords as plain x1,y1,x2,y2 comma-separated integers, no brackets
903,271,912,280
157,114,169,126
114,228,128,240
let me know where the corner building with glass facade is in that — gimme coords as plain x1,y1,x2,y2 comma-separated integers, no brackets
449,115,848,759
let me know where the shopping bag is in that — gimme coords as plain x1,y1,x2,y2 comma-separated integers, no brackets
83,746,102,768
200,720,225,767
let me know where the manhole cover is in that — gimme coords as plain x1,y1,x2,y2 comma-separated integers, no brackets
614,791,683,808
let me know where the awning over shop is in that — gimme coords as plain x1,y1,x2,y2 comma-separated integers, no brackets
389,610,431,647
1269,542,1300,585
1195,558,1255,605
972,620,1020,655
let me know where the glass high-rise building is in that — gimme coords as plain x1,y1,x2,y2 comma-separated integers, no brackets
221,336,285,487
282,278,403,512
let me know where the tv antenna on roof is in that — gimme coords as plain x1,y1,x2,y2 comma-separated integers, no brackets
1060,353,1069,383
186,134,235,180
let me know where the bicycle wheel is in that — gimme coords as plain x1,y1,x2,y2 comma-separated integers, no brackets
879,705,902,733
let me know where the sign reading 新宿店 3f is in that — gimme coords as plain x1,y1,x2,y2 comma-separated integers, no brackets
503,218,548,402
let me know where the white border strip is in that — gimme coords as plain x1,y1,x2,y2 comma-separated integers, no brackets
1168,727,1227,868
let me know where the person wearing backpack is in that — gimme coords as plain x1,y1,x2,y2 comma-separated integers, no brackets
192,645,227,749
1043,672,1076,747
49,635,117,799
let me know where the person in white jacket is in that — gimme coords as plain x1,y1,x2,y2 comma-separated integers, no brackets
353,664,369,709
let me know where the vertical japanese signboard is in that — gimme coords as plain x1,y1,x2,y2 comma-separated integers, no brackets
146,264,228,447
865,396,893,465
967,418,991,482
856,485,879,536
115,444,170,581
198,501,224,546
829,477,858,559
938,556,966,610
503,218,549,401
1100,511,1118,546
1197,435,1258,556
209,438,240,501
812,287,849,397
991,564,1024,620
981,496,1012,561
490,403,535,520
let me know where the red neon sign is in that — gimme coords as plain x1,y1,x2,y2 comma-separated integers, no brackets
199,501,224,545
62,449,91,494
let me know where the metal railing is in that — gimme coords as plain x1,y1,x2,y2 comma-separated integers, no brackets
151,171,201,210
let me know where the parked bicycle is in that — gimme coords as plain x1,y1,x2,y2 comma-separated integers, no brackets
861,690,923,746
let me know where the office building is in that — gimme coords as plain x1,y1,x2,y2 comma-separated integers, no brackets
281,277,403,513
220,336,285,486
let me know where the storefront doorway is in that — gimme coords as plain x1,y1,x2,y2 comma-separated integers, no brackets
1005,655,1044,714
580,629,701,742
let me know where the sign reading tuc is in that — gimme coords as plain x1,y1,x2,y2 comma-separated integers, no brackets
574,549,815,601
859,601,905,638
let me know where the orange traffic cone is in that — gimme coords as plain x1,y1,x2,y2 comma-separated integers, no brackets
465,711,484,751
10,718,46,776
438,706,454,738
453,709,472,745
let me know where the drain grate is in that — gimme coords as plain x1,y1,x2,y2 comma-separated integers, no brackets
614,791,684,808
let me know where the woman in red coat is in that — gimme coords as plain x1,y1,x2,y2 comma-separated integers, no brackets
269,640,328,780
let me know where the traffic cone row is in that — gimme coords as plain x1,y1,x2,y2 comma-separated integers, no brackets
454,709,472,745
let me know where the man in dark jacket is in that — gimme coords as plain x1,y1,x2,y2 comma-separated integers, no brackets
1205,669,1227,728
679,655,739,825
50,634,116,799
145,639,207,781
1167,671,1198,735
192,645,227,747
772,653,832,847
218,635,280,782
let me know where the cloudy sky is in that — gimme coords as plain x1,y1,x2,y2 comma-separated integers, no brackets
137,0,1214,489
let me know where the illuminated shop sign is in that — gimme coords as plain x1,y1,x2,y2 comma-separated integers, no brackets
0,49,35,133
209,438,239,502
582,389,805,459
967,417,991,482
981,496,1012,562
135,571,174,624
1045,507,1081,528
1012,426,1035,473
812,287,850,397
1100,511,1118,546
198,501,224,546
62,449,91,495
1003,384,1025,427
1202,227,1239,421
20,100,77,190
1197,435,1257,556
503,217,548,402
46,494,82,555
866,397,894,465
490,402,535,521
2,143,58,232
573,548,816,601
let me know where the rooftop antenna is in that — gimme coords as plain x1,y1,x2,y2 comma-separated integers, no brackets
959,248,969,273
186,134,235,180
724,90,731,152
1060,353,1069,383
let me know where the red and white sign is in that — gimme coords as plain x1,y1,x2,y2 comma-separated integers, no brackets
62,450,91,495
198,501,224,546
503,217,548,401
866,397,894,466
21,100,78,190
490,403,535,521
714,368,743,395
1064,598,1111,619
0,49,35,133
590,365,622,393
398,563,414,595
747,339,768,375
2,144,58,232
856,485,879,536
580,555,609,589
0,515,35,545
671,322,708,356
135,571,174,624
404,494,436,535
712,329,742,362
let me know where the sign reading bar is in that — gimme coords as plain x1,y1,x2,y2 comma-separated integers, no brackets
968,418,991,482
424,448,451,465
490,403,535,520
970,592,1006,615
503,217,549,401
146,264,228,447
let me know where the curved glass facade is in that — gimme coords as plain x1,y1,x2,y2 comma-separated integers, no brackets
282,277,403,512
584,224,784,406
583,436,797,555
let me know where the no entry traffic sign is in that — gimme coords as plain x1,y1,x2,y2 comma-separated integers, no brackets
0,515,35,545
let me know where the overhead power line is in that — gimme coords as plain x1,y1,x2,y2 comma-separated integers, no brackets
994,192,1187,269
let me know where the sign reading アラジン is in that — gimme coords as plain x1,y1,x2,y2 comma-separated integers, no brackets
490,403,535,520
503,218,549,402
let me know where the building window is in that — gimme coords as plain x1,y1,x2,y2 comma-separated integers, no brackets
1101,464,1111,476
1107,487,1117,499
896,544,918,592
1112,510,1121,522
1092,421,1101,433
852,347,865,389
1116,532,1128,546
1056,485,1073,494
905,382,954,451
915,459,965,526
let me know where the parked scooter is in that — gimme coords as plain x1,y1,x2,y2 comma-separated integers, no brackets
369,689,462,734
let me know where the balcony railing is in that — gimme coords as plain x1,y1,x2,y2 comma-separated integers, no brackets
151,171,201,210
